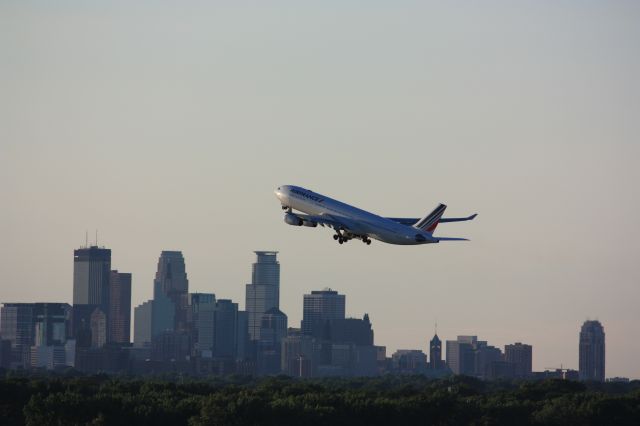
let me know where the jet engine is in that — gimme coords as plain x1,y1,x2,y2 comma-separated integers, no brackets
302,220,318,227
284,213,303,226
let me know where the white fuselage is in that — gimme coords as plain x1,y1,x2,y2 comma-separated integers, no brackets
274,185,438,245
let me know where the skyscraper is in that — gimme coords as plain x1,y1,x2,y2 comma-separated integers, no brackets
429,333,443,369
188,293,216,357
214,299,238,358
108,270,131,344
505,342,532,377
153,251,189,331
302,289,345,335
257,307,288,374
73,246,111,314
0,303,71,367
245,251,280,341
446,336,477,376
579,320,605,382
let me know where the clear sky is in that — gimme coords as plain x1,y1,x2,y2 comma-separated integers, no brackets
1,1,639,378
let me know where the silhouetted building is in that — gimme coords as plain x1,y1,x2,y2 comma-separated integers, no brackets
0,339,12,369
188,293,216,357
391,350,428,373
0,303,71,368
281,331,319,377
108,270,131,344
133,300,153,347
429,333,444,369
245,251,280,341
90,307,107,348
151,330,191,363
73,246,111,317
257,307,288,375
505,342,532,377
446,336,476,375
579,320,605,382
302,289,345,335
153,251,189,331
474,343,502,379
214,299,238,359
485,361,516,380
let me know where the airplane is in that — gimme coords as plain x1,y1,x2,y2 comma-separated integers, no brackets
274,185,477,246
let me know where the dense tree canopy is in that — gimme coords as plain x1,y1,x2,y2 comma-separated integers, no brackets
0,371,638,425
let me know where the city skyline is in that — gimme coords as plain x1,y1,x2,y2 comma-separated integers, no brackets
2,1,639,379
0,242,625,379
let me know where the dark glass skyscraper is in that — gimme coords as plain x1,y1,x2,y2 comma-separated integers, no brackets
302,289,345,335
153,251,189,331
73,246,111,314
108,270,131,344
579,320,605,382
245,251,280,341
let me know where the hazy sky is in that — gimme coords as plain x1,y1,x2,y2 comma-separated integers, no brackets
1,1,639,378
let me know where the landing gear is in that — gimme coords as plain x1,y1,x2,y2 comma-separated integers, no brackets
333,234,339,240
281,205,289,210
362,237,372,245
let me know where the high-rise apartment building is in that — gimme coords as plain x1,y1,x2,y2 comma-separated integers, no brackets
73,246,111,314
505,342,532,377
301,289,345,335
579,320,605,382
153,251,189,331
108,271,131,344
245,251,280,341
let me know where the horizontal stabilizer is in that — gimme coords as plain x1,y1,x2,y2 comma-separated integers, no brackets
435,237,469,242
439,213,478,223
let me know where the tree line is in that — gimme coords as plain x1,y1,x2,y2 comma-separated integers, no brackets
0,371,638,425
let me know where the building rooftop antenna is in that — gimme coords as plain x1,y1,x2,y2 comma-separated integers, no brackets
95,229,98,247
85,230,88,248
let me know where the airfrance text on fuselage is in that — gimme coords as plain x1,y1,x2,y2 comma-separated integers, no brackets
291,188,325,203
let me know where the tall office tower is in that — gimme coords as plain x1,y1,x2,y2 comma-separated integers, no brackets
579,320,605,382
301,289,346,335
505,342,533,377
214,299,238,358
108,271,132,344
153,251,189,331
429,333,443,369
0,303,71,367
188,293,216,357
73,246,112,315
236,311,250,360
446,336,477,375
245,251,280,341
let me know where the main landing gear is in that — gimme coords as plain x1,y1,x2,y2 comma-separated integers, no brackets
333,233,372,245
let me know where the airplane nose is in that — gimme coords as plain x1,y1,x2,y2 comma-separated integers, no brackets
274,187,283,200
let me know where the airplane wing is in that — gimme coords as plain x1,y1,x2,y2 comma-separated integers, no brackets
387,213,477,226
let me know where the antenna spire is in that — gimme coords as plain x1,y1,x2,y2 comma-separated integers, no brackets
85,230,88,248
95,229,98,246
